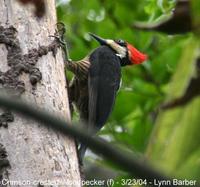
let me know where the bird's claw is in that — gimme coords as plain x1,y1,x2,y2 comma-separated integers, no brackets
49,35,66,47
55,22,66,42
49,22,67,48
49,22,71,63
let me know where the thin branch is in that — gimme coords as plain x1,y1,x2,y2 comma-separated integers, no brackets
0,94,174,186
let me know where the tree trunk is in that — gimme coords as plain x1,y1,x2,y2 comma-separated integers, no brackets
0,0,81,186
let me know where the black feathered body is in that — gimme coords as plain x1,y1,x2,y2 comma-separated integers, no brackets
68,46,121,130
67,46,121,160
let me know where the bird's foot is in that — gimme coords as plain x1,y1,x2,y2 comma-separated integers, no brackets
49,22,66,48
49,22,71,63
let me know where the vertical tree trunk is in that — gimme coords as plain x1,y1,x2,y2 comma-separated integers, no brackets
0,0,81,186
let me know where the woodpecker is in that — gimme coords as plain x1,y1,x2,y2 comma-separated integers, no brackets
66,33,147,162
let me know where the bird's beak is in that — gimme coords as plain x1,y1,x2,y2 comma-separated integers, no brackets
89,33,107,45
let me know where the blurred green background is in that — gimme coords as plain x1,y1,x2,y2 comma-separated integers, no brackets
56,0,200,185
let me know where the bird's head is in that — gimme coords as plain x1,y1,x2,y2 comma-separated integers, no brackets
89,33,148,66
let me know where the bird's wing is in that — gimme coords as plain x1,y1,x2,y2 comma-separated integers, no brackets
88,46,121,133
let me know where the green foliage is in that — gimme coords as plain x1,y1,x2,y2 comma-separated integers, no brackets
57,0,200,183
146,38,200,179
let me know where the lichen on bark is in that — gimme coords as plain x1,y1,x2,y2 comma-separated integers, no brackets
0,25,60,127
0,143,10,185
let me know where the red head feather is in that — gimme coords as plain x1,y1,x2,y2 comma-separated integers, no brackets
127,44,148,65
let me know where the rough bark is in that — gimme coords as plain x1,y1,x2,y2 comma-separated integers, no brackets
0,0,81,186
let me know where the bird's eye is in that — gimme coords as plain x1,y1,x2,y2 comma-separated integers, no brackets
115,39,126,46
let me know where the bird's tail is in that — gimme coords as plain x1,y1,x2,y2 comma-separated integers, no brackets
78,144,87,164
77,125,98,164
